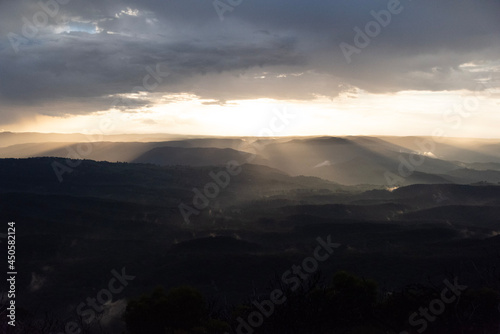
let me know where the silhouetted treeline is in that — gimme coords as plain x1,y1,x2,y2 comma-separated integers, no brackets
123,271,500,334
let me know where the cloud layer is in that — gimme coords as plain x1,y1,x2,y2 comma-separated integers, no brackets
0,0,499,124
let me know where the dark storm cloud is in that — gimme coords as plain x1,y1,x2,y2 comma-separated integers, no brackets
0,0,499,122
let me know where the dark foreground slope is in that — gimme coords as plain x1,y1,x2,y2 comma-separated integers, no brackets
0,158,499,333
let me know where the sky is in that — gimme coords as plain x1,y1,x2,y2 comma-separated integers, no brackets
0,0,499,137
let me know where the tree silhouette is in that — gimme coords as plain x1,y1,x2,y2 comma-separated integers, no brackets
124,285,229,334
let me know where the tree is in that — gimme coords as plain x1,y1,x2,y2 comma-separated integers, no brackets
124,286,207,334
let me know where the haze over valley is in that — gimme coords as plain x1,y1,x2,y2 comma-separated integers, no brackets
1,0,500,332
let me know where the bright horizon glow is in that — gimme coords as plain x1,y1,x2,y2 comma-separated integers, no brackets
2,1,500,142
3,89,500,138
